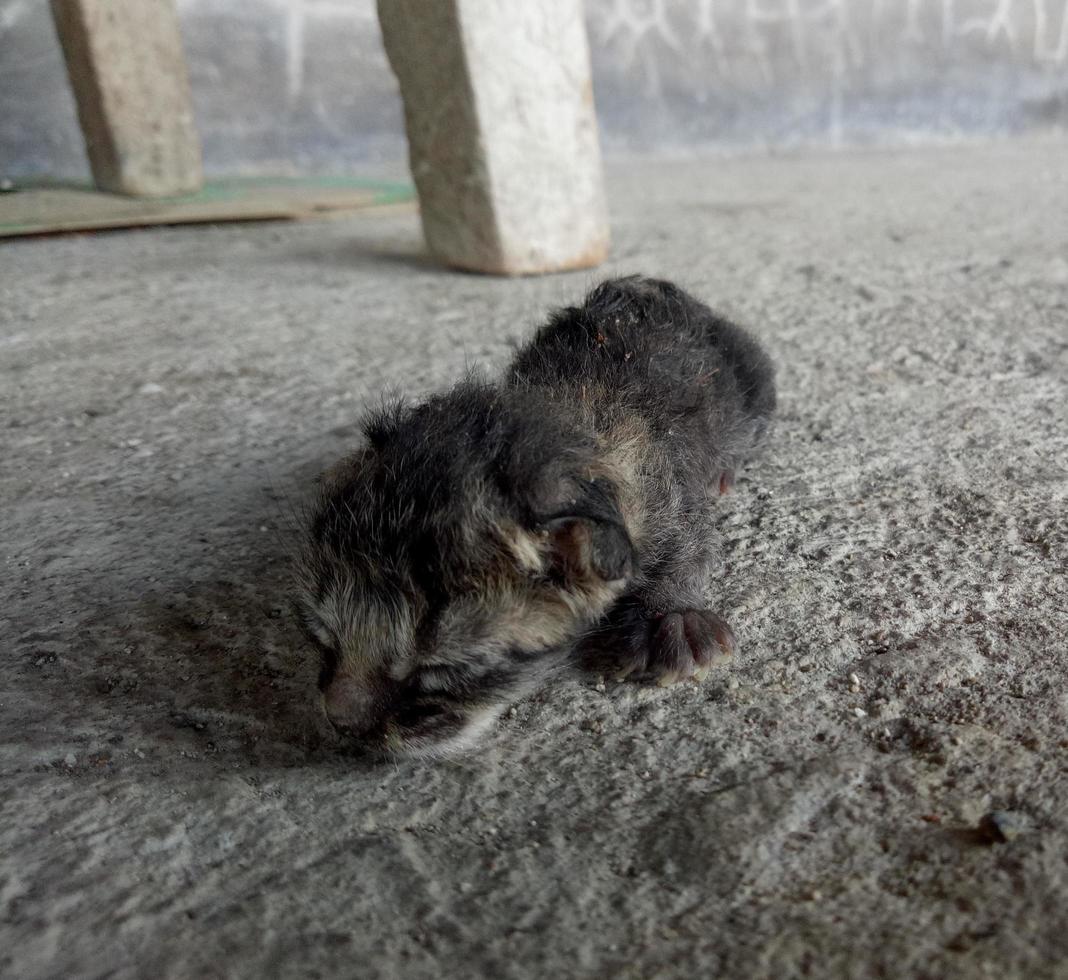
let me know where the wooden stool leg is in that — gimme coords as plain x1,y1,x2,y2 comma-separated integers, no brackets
51,0,203,198
378,0,610,275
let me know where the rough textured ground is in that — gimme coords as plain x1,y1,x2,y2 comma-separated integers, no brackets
2,140,1067,979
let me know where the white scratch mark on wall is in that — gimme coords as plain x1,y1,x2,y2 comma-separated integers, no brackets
1033,0,1068,60
903,0,924,41
696,0,729,71
279,0,381,102
0,0,29,33
787,0,812,75
286,0,305,102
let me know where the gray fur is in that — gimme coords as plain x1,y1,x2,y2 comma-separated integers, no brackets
297,276,776,756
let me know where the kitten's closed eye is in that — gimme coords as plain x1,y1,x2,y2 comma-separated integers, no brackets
296,617,339,688
394,700,451,727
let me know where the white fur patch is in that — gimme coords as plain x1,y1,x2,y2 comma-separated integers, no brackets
389,703,507,760
493,521,548,574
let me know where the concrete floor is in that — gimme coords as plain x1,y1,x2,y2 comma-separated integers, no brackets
2,139,1067,979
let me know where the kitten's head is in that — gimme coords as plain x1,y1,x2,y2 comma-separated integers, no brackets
296,381,634,758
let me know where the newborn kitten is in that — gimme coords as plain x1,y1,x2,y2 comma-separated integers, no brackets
297,276,775,757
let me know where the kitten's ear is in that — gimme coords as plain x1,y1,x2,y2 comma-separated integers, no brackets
517,474,635,586
546,515,634,585
318,445,375,495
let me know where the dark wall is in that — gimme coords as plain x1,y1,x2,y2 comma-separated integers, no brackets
1,0,1065,180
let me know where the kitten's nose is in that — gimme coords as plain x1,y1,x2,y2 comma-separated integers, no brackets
322,675,382,737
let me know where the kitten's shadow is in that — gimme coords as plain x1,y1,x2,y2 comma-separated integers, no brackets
285,239,442,275
65,455,358,769
275,220,460,277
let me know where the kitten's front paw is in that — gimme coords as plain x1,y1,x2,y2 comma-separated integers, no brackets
642,609,736,686
581,605,735,686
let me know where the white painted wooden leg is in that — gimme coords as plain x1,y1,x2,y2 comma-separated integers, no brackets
51,0,203,198
378,0,610,275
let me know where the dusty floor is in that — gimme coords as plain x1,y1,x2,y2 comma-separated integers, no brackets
2,140,1067,979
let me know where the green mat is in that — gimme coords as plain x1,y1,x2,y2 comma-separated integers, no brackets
0,176,414,238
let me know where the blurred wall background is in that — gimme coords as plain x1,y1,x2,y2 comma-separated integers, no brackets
1,0,1065,180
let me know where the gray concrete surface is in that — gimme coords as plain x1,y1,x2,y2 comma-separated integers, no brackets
2,139,1068,979
2,0,1068,180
